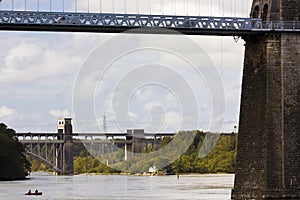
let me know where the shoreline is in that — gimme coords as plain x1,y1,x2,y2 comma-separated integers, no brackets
29,171,234,177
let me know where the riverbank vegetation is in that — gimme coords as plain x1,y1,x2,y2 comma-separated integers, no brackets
0,123,31,181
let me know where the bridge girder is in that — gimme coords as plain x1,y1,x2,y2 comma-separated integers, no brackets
0,11,299,35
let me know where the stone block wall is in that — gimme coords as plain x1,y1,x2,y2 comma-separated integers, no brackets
232,1,300,199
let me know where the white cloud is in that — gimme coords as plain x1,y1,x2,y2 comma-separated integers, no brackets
128,111,137,118
3,41,41,74
0,106,18,118
49,109,70,118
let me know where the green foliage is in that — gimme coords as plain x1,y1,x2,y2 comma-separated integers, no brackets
183,133,237,173
166,131,237,174
73,156,119,174
0,123,31,181
73,140,87,157
28,158,48,172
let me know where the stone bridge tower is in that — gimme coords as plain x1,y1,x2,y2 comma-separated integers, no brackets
57,118,74,175
232,0,300,199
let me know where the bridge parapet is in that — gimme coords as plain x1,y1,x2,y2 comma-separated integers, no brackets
17,132,59,141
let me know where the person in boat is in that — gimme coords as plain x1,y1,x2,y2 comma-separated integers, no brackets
35,189,38,194
28,189,32,194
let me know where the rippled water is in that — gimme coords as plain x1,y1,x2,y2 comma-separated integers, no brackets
0,173,234,200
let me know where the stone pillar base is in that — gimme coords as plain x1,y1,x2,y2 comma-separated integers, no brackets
231,188,300,200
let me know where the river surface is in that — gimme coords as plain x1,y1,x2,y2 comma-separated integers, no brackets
0,173,234,200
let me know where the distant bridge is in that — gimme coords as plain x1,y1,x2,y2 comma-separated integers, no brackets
17,129,233,174
16,128,177,174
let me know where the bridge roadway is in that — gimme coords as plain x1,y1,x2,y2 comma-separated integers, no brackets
1,11,300,36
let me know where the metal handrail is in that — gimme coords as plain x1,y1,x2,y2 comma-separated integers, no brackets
252,21,300,31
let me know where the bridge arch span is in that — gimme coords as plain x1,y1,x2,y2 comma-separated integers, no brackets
25,151,61,174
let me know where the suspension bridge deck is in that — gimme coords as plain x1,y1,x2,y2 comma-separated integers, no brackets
1,11,300,36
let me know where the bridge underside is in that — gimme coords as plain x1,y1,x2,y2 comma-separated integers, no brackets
0,23,263,36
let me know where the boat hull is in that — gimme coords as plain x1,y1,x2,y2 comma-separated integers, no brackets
25,192,42,196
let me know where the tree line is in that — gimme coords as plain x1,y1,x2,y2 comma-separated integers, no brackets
0,123,31,181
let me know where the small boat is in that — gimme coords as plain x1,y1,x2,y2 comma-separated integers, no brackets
25,191,43,196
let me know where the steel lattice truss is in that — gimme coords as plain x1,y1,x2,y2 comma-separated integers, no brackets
19,133,63,173
1,11,300,35
25,143,62,173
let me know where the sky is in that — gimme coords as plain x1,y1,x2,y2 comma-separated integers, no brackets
0,0,252,133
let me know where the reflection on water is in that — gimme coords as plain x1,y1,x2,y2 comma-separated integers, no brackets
0,173,234,200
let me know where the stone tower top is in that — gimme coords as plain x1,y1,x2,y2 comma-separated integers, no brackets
57,118,72,134
251,0,300,21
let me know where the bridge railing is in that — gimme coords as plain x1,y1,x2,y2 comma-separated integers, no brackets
252,21,300,31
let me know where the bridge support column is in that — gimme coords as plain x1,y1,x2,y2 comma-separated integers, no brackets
57,118,74,175
232,20,300,200
233,33,300,200
124,140,132,161
125,129,145,160
232,1,300,199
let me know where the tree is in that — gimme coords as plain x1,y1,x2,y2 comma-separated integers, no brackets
0,123,31,181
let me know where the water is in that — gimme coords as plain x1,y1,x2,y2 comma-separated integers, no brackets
0,173,234,200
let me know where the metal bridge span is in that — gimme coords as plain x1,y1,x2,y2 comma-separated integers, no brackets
1,10,300,36
17,131,176,174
